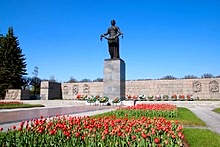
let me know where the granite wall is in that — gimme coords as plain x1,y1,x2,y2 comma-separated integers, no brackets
4,89,30,100
61,82,103,99
40,81,62,100
61,78,220,100
125,78,219,99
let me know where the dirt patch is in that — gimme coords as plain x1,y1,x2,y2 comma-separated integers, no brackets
182,137,190,147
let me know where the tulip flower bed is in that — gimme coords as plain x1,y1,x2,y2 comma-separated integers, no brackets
0,114,184,147
110,104,178,118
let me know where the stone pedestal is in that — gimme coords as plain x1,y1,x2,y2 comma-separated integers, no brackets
103,59,126,102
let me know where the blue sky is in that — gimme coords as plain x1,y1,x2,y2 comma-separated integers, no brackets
0,0,219,82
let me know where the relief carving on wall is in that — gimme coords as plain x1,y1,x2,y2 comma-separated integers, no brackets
83,84,90,93
193,81,202,92
5,90,19,99
72,85,79,95
209,80,219,93
63,86,68,95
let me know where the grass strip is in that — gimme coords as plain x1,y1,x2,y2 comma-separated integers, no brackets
183,128,220,147
0,104,45,109
168,107,206,126
94,107,218,146
213,108,220,114
95,107,206,126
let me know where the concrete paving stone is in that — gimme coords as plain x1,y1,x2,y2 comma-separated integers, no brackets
188,107,220,134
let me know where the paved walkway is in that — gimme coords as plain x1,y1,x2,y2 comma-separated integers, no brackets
0,105,116,124
187,106,220,134
0,100,220,135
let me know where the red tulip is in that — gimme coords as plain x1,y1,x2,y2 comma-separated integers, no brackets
141,133,147,139
18,127,22,131
75,132,80,138
154,137,160,144
49,130,55,135
38,129,43,134
132,135,136,140
178,132,184,139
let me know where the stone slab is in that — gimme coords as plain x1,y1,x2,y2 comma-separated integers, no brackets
103,59,125,101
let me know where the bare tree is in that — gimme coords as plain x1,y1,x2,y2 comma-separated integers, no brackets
30,66,41,98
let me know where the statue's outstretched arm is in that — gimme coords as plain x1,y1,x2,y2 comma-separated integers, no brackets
100,30,109,41
100,34,109,41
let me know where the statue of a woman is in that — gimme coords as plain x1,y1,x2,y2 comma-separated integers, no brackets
100,20,123,59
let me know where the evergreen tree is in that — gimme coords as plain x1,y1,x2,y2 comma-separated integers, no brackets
0,27,27,99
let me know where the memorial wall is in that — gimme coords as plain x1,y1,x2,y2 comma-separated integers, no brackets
60,78,220,100
40,81,62,100
5,89,30,100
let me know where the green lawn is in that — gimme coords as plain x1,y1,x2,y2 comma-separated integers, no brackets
94,107,219,146
213,108,220,114
183,128,220,147
95,107,206,126
0,103,45,109
170,107,206,126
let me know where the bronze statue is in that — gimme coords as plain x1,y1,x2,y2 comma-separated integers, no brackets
100,20,123,59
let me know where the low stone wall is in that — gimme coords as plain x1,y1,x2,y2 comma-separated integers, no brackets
62,82,103,99
61,78,220,100
40,81,62,100
4,89,30,100
125,78,219,99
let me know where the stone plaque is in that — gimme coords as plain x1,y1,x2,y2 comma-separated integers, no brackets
209,80,219,93
83,84,90,93
193,81,202,92
72,85,79,95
